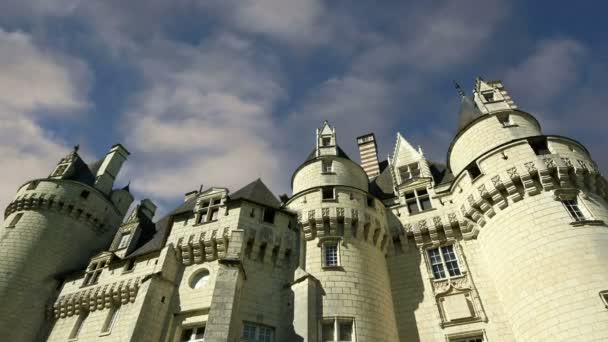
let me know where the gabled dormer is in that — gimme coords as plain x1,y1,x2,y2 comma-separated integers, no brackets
316,120,337,157
111,199,157,258
389,133,432,187
193,187,229,225
473,77,518,114
49,146,81,179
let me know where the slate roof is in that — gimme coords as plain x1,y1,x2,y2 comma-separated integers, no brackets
303,145,353,164
229,178,281,209
64,156,97,186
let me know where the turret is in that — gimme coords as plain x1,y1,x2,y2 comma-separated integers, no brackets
286,121,399,341
0,145,133,342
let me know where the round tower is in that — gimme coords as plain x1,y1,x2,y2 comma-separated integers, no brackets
0,145,133,342
449,79,608,340
287,122,399,342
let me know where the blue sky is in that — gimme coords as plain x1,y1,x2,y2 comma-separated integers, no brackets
1,0,607,215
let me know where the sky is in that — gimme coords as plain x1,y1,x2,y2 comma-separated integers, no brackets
0,0,607,215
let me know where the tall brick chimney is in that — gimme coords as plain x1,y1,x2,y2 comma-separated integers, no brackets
357,133,380,178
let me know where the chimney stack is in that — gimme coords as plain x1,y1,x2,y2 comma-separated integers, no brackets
357,133,380,178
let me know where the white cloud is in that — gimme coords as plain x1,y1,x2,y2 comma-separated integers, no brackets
505,38,587,105
122,35,288,200
0,29,90,210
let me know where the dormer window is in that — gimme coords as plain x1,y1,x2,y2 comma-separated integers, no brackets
482,91,494,102
404,188,432,214
322,137,331,146
118,233,131,249
399,162,420,183
195,196,222,224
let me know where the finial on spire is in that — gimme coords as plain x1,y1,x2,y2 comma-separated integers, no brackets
453,80,466,97
73,144,80,153
199,184,204,193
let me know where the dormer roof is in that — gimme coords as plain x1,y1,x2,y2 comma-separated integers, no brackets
229,178,280,209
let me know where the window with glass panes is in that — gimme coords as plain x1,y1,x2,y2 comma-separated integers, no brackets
323,243,339,267
404,188,432,214
427,245,461,280
118,232,131,249
181,325,206,342
322,160,333,173
83,261,105,286
451,335,483,342
562,198,587,222
399,162,420,182
101,306,120,334
321,318,354,341
241,322,274,342
196,197,222,224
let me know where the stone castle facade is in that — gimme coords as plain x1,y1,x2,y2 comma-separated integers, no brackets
1,78,607,342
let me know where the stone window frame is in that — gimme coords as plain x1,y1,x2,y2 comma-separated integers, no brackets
122,258,136,274
319,237,342,269
117,232,131,249
6,212,23,228
422,242,467,282
82,259,108,287
189,268,211,289
404,188,432,215
241,321,274,342
181,324,206,342
321,159,334,174
321,317,356,342
398,162,421,183
444,329,487,342
554,189,605,227
195,196,222,225
99,304,120,336
321,186,336,202
496,112,517,128
68,310,89,340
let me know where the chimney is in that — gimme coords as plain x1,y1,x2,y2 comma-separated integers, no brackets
357,133,381,178
139,199,157,220
184,190,199,202
94,144,130,195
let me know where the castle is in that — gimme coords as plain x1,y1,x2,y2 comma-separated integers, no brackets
1,78,607,342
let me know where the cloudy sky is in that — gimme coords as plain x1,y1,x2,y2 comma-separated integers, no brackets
1,1,606,215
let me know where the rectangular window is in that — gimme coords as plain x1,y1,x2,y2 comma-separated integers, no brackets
600,290,608,308
562,199,587,222
451,335,483,342
83,261,104,286
399,162,420,183
101,306,120,334
466,163,482,179
242,322,274,342
123,259,135,273
69,311,89,339
182,325,206,341
482,91,494,102
196,196,222,224
263,208,275,224
404,189,432,214
529,136,550,155
118,233,131,249
323,243,339,267
322,160,333,173
80,190,90,199
427,245,461,280
497,112,512,127
210,208,219,221
366,196,374,207
7,212,23,228
322,318,354,342
322,137,331,146
322,187,335,201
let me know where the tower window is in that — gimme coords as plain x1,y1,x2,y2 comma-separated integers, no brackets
427,245,461,280
322,242,339,267
195,196,222,224
529,137,550,155
69,310,89,339
263,208,276,224
482,91,494,102
322,187,335,201
83,261,105,286
118,233,131,249
80,190,90,199
399,162,420,183
322,317,354,342
322,137,331,146
241,322,274,342
466,163,482,180
322,160,333,173
497,113,513,127
100,305,120,334
123,259,135,273
404,189,432,214
450,335,483,342
562,198,588,222
6,213,23,228
182,325,206,342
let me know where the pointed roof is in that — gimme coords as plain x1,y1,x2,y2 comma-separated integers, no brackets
303,145,352,163
229,178,281,209
320,120,334,135
457,95,483,131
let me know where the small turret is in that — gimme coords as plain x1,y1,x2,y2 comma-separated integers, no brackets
94,144,130,195
316,120,337,157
